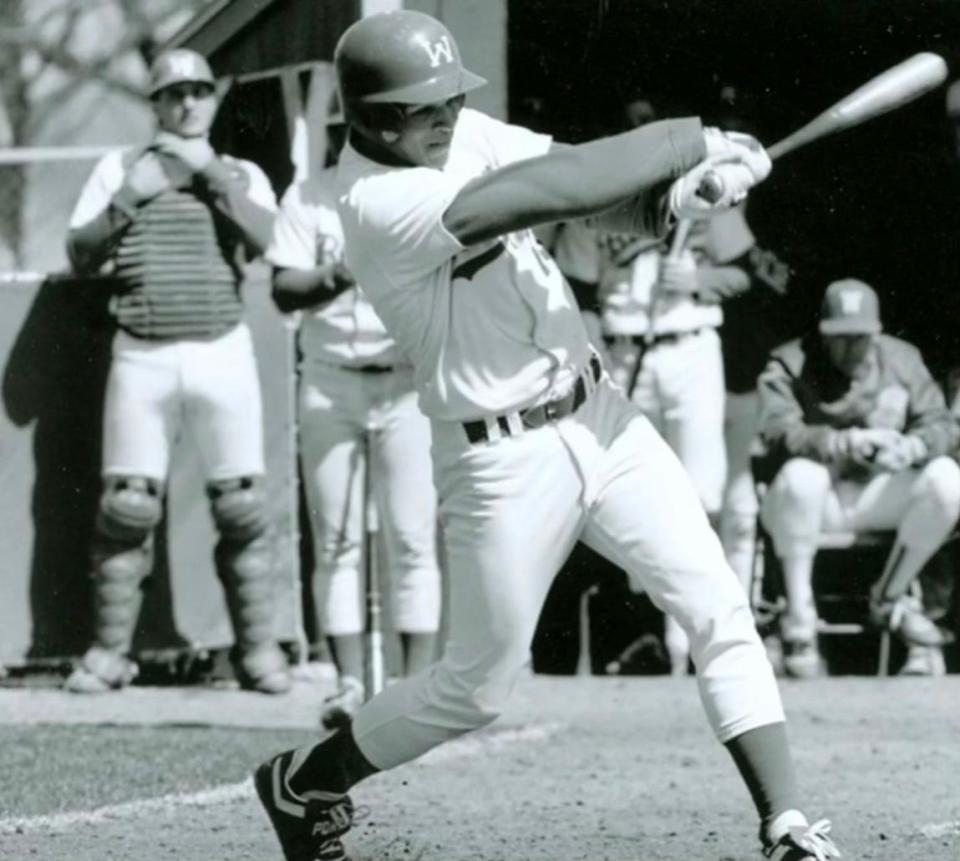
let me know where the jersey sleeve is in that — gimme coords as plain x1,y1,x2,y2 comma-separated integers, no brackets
551,220,600,284
266,183,321,269
467,109,553,168
345,168,464,283
230,158,278,212
69,151,126,228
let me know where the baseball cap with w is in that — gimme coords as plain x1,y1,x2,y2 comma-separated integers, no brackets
819,278,882,335
148,49,215,97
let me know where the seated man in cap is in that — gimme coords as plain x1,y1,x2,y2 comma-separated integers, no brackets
757,278,960,677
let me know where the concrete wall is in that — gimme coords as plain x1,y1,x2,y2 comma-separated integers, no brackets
0,267,302,664
404,0,508,120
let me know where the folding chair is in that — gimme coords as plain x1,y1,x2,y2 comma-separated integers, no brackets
748,456,895,676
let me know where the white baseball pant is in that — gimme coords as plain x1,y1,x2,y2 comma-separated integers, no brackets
102,322,265,481
298,363,441,636
720,390,762,592
607,327,729,665
351,377,784,770
760,456,960,640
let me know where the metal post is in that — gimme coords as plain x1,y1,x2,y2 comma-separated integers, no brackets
362,427,386,697
575,584,599,676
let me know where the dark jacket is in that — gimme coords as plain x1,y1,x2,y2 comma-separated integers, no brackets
758,332,959,473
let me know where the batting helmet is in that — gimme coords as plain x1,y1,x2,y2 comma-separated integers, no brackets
335,10,486,110
148,49,215,98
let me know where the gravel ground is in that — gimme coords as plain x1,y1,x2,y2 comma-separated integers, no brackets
1,675,958,861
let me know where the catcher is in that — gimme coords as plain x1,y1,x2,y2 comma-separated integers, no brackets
63,49,290,695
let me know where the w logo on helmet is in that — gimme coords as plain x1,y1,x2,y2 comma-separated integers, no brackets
422,35,454,68
839,290,864,314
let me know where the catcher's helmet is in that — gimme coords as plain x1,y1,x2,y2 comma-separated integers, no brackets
335,10,486,110
148,49,215,97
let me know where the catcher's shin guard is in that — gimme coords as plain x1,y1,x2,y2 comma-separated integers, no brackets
65,477,162,692
209,477,290,694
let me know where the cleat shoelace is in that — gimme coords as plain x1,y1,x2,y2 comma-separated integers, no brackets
783,819,841,861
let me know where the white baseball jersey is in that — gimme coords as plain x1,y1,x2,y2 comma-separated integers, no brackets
336,108,592,421
71,145,275,481
553,208,754,336
69,148,276,228
266,169,399,369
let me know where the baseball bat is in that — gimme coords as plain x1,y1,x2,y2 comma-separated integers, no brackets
698,51,949,201
362,428,386,699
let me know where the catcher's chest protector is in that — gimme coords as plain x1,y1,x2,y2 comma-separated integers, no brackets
113,187,243,340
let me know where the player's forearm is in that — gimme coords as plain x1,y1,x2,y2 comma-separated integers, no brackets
66,190,140,273
905,410,960,459
901,365,960,458
199,161,275,253
271,265,351,313
758,366,840,461
694,264,751,304
444,119,706,246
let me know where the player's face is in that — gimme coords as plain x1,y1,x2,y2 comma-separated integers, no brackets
823,333,875,376
391,95,466,168
153,82,218,138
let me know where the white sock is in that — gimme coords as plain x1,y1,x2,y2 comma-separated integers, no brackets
767,809,809,844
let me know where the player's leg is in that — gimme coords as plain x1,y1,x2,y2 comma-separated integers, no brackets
254,420,585,858
654,330,728,675
189,324,289,694
298,362,368,725
372,375,441,676
603,335,643,395
845,457,960,645
579,381,839,859
757,457,833,677
65,334,173,693
719,390,761,591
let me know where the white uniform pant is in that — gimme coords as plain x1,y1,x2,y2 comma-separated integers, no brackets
352,379,783,770
102,323,264,481
720,391,761,591
607,328,728,663
608,328,727,513
298,362,441,636
760,456,960,639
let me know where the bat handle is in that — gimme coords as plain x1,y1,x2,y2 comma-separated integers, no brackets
696,171,726,203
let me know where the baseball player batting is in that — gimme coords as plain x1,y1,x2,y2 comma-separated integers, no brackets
254,11,841,861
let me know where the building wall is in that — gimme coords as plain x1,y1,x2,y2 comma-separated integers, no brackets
405,0,508,120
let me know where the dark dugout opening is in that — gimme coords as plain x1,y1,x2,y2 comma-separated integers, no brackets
511,0,960,674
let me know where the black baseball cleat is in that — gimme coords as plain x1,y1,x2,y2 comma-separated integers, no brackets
254,750,358,861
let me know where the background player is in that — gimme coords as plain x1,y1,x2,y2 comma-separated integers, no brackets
758,278,960,677
266,105,442,728
64,49,290,695
254,11,840,861
552,92,753,675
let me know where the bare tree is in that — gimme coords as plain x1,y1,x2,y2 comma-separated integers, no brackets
0,0,212,267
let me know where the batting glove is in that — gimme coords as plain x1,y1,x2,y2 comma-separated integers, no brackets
669,129,772,220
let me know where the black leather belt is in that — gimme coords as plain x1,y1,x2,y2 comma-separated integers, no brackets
347,364,395,374
462,354,602,444
602,328,705,348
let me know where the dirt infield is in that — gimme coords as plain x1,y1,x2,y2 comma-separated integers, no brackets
1,675,958,861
